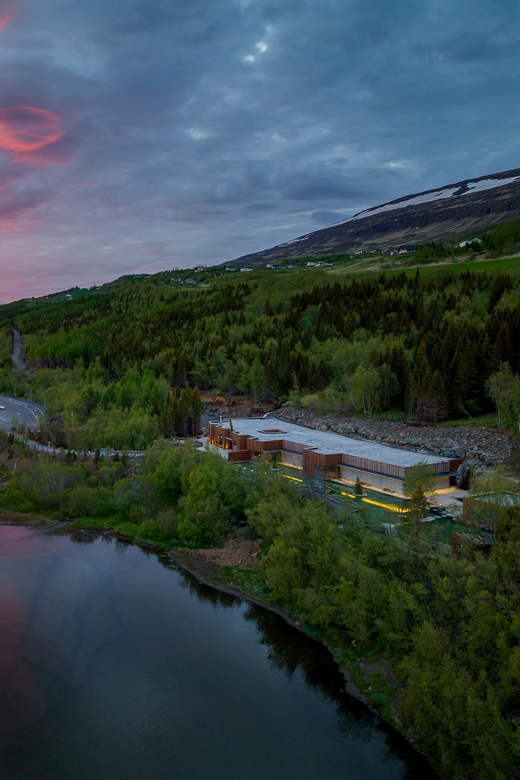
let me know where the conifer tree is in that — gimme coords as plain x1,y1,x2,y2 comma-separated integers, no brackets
408,342,431,418
163,391,174,436
424,371,449,423
402,483,428,534
191,385,202,434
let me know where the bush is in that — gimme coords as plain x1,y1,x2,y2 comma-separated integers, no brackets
136,520,168,543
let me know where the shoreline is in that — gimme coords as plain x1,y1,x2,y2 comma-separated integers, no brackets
1,517,441,777
165,547,384,716
71,528,441,776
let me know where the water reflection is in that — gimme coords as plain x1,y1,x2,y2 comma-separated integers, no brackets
175,564,237,609
0,527,438,780
67,529,100,544
172,560,436,778
243,603,432,777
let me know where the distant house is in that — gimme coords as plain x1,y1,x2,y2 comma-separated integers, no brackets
266,263,277,269
240,267,253,272
287,264,298,269
306,262,316,267
224,266,236,271
397,245,417,254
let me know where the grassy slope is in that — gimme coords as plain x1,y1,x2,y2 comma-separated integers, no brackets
212,253,520,296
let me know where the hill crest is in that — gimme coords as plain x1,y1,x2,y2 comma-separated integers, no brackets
229,168,520,265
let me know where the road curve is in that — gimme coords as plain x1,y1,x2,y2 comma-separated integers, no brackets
0,395,44,432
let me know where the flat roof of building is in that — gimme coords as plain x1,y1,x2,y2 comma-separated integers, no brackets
217,417,452,470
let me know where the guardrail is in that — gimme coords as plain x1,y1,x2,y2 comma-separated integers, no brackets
9,432,142,459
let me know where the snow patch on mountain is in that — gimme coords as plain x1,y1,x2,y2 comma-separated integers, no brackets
345,175,520,225
462,175,520,194
350,187,459,222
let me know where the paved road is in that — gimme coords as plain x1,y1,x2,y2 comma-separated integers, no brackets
0,395,44,432
10,432,144,460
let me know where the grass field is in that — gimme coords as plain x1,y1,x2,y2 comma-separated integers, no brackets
438,413,499,428
395,254,520,278
324,252,520,279
213,252,520,304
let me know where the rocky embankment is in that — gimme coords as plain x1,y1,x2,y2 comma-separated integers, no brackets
11,328,27,371
201,392,276,418
276,406,512,478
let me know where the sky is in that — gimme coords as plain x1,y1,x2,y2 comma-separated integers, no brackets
0,0,519,301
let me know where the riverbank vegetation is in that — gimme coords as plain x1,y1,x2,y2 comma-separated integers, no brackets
1,437,520,779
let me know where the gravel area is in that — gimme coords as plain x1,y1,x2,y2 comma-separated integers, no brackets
194,528,262,570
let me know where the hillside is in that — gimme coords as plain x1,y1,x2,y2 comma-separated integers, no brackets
0,250,518,451
230,168,520,266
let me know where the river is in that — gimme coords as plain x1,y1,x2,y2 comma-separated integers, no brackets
0,525,437,779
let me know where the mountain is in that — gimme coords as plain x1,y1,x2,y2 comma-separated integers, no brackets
230,168,520,265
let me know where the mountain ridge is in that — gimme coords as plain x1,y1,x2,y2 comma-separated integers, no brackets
229,167,520,266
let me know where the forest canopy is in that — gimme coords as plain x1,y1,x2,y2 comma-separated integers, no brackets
3,264,520,441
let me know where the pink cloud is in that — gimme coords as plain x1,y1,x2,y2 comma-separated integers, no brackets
0,1,17,32
0,106,66,166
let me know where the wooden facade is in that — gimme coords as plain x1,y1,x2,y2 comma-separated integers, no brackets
209,422,462,481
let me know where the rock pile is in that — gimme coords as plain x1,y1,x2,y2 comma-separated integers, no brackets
202,393,274,419
276,406,511,474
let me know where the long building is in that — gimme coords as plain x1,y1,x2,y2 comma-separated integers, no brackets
209,418,462,497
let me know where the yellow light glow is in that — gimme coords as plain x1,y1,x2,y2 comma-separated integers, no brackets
360,498,405,513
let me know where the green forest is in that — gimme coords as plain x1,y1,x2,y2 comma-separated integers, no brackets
1,253,520,449
1,436,519,779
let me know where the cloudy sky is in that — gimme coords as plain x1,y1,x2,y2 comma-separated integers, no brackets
0,0,519,300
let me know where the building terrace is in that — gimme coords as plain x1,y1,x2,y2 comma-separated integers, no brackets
209,418,463,498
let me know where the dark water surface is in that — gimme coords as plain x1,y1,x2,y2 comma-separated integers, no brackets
0,525,437,780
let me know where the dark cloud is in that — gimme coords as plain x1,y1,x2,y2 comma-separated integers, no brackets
244,203,278,212
310,210,348,226
0,0,519,298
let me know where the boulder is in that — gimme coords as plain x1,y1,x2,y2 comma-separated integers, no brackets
456,460,472,489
